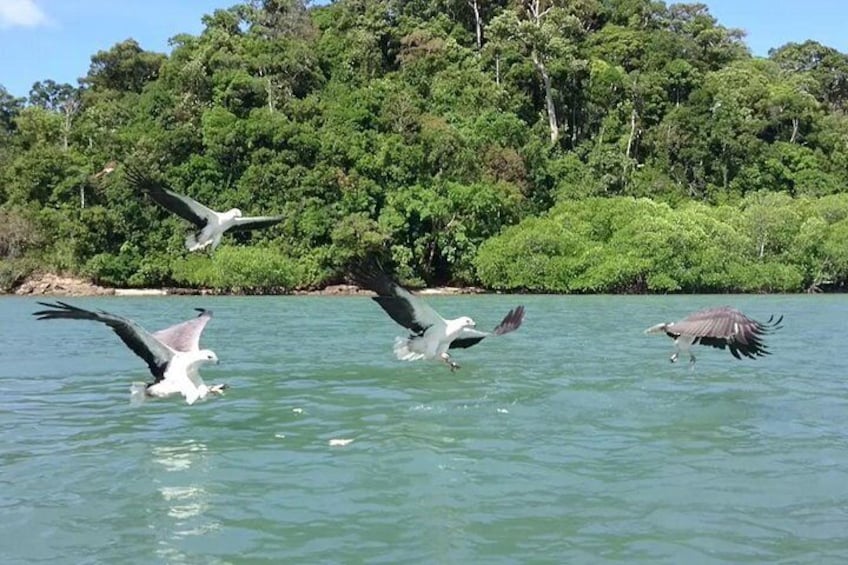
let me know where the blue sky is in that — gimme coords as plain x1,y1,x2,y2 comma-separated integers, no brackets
1,0,846,99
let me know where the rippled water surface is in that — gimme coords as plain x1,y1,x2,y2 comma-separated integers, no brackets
1,294,846,563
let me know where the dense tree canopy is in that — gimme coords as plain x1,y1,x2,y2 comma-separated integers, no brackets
1,0,847,293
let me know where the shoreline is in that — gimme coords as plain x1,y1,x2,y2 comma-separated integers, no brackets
6,272,486,298
5,272,844,298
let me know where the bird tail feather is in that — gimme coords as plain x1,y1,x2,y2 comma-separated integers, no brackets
162,374,204,405
180,380,204,405
393,336,426,361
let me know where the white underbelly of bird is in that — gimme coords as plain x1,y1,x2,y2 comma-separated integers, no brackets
393,332,449,361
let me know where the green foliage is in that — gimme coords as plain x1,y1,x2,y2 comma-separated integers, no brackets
85,251,140,288
1,0,848,293
476,195,848,293
0,208,41,259
0,257,37,292
475,216,596,292
170,246,301,292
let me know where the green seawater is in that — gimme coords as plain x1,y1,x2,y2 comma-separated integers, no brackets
1,294,846,564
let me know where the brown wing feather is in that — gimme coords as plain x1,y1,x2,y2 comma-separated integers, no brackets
668,306,783,359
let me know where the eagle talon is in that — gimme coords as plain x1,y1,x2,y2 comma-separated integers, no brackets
449,361,461,372
209,383,229,394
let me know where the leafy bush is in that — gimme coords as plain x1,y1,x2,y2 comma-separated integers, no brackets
170,246,301,292
0,208,41,259
0,257,37,292
475,195,845,293
84,252,139,287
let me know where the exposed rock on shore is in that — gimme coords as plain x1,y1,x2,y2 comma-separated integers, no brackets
8,273,487,297
293,284,373,296
14,273,114,297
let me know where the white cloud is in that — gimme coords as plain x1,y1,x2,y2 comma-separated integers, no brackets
0,0,49,29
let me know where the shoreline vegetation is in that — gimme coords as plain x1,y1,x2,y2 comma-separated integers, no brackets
2,2,848,295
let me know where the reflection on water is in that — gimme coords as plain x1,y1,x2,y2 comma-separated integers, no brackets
152,440,209,472
159,486,211,522
151,440,221,560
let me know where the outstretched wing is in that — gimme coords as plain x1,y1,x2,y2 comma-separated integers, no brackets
450,305,526,349
32,301,175,380
350,261,444,335
669,306,783,359
230,215,285,232
126,166,215,228
152,308,212,352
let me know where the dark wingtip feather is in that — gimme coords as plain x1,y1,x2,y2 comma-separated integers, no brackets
123,163,149,190
32,300,79,319
124,163,170,201
33,300,59,313
347,256,398,297
760,314,784,333
492,305,525,336
735,312,783,358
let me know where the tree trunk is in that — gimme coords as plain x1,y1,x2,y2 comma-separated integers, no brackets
524,0,558,143
259,68,275,113
495,55,500,86
622,108,638,185
571,83,578,146
531,51,559,144
62,116,69,151
467,0,482,51
790,117,799,143
267,77,275,113
61,99,77,152
625,108,637,159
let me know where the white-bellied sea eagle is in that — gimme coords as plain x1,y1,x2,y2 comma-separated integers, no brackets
33,302,228,404
352,263,525,371
126,166,284,252
645,306,783,365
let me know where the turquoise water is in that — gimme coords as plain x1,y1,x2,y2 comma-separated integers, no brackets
1,294,846,563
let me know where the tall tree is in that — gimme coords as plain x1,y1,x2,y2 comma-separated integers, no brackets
490,0,599,144
0,86,24,135
83,39,167,93
29,80,81,151
769,40,848,112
